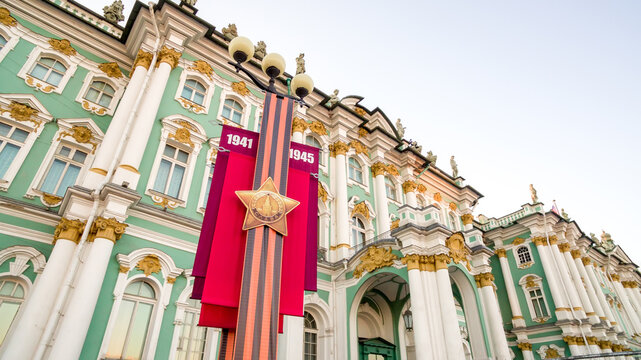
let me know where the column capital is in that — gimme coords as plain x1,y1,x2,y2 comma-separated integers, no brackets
371,161,387,177
517,342,532,351
532,236,547,246
623,281,638,288
582,257,592,266
474,272,495,288
610,273,620,282
548,235,558,245
421,255,435,272
598,340,612,350
558,243,571,252
586,336,598,345
571,249,582,259
612,344,624,352
328,140,349,157
401,254,421,271
562,336,578,346
292,117,308,134
461,213,474,225
495,248,507,258
89,217,128,243
401,180,417,194
434,253,450,270
53,217,86,244
133,49,153,70
157,45,182,69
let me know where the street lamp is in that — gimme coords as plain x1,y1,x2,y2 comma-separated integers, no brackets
228,36,314,102
403,309,413,331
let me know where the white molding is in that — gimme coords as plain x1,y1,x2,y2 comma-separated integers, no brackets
0,25,20,64
512,243,535,269
17,46,78,94
174,63,216,115
518,274,552,323
124,224,197,253
346,155,371,194
0,220,52,244
197,138,219,214
0,245,47,275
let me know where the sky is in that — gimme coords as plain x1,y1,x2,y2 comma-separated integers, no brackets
90,0,640,262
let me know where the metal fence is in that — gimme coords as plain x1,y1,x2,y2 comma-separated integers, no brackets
557,351,641,359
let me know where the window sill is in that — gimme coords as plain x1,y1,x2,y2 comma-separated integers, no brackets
517,261,534,269
177,98,207,114
147,189,186,210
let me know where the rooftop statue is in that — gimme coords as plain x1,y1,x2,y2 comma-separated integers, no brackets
426,151,437,166
395,118,405,139
590,232,599,244
296,53,305,74
529,184,538,203
601,230,615,252
477,214,489,224
183,0,198,5
222,24,238,40
450,156,458,178
561,208,569,220
415,144,423,153
103,0,124,24
326,89,340,107
254,41,266,59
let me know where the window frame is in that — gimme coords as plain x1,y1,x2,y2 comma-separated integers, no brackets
18,48,79,94
74,72,126,116
0,277,28,346
384,175,398,202
519,275,551,322
174,67,214,114
0,28,19,65
350,216,367,246
348,157,364,184
512,244,535,269
197,140,219,214
37,143,89,197
303,311,319,360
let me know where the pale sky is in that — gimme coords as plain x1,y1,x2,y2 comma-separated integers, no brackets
88,0,640,263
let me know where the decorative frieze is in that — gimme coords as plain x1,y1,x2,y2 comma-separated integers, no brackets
53,218,86,244
401,180,417,194
133,49,153,70
98,62,123,78
328,141,349,157
157,46,181,69
353,246,398,278
622,281,638,288
512,237,525,245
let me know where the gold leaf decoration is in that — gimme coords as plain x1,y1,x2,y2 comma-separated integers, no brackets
328,141,349,157
449,202,457,211
0,7,17,26
390,218,400,230
48,38,77,56
402,180,417,194
351,201,370,220
309,120,328,136
358,128,368,138
416,184,427,193
353,107,367,116
25,75,55,93
98,62,123,78
41,193,62,206
292,117,308,133
136,254,162,276
57,125,98,153
169,126,194,147
133,49,153,70
461,213,474,225
189,60,213,80
353,246,398,278
446,233,470,270
371,162,387,177
231,81,251,96
385,164,399,176
119,265,130,273
82,100,108,115
525,275,537,288
433,192,442,202
7,101,38,126
318,182,328,202
512,237,525,245
156,46,181,69
350,140,367,155
177,98,205,114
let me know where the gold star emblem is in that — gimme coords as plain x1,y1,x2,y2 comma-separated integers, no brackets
236,177,299,236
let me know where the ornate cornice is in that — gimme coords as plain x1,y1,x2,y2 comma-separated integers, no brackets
353,107,367,117
495,248,507,258
292,117,308,134
434,253,450,271
474,272,494,288
371,162,387,177
350,140,367,155
136,254,161,276
353,246,398,278
461,213,474,225
98,62,123,78
133,49,153,70
49,38,76,56
53,218,86,244
328,140,349,157
89,217,128,243
0,7,17,26
157,46,181,69
402,180,417,194
401,254,421,271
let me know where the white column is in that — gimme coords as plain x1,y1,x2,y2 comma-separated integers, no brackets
531,237,571,320
564,337,583,356
434,255,465,360
625,284,641,330
372,163,390,235
112,50,178,189
83,57,150,189
47,218,126,359
587,338,601,355
330,142,350,259
562,248,597,323
496,250,525,327
0,220,82,360
476,272,511,360
584,260,618,327
549,242,585,318
291,121,305,143
278,315,304,360
517,344,535,360
403,255,433,360
421,257,444,358
612,278,641,334
572,251,606,322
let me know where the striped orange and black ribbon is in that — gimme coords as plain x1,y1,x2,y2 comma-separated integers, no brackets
233,93,295,360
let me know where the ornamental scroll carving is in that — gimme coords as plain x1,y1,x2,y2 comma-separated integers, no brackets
4,101,39,128
474,272,494,288
189,60,213,80
169,126,194,147
350,140,367,155
461,213,474,225
446,233,470,270
318,182,328,202
98,62,123,78
57,125,99,153
390,218,400,230
0,8,17,26
353,246,398,278
351,202,370,220
385,164,399,176
358,128,368,138
232,81,251,96
49,38,76,56
309,120,328,136
41,193,62,207
82,100,108,115
433,192,442,202
416,184,426,193
90,217,127,243
53,218,86,244
157,46,181,69
136,254,162,276
292,117,308,134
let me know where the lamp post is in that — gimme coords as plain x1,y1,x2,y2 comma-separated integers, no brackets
222,36,314,360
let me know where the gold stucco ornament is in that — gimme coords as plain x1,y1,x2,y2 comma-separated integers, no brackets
353,246,398,278
98,62,123,78
57,125,98,153
291,117,308,134
49,38,77,56
0,7,17,26
309,120,328,136
136,254,162,276
350,140,367,155
351,201,370,220
318,182,328,202
189,60,213,79
231,81,251,96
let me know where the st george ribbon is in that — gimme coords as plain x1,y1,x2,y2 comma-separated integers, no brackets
192,92,318,360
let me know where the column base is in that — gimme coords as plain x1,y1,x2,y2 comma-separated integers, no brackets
512,317,526,328
112,165,141,190
555,309,574,321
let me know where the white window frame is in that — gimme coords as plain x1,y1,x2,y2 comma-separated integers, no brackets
175,68,214,115
197,139,219,215
0,28,20,65
74,72,126,116
302,130,329,174
384,175,402,206
18,47,79,94
350,216,367,247
215,79,262,130
347,197,376,243
0,95,53,191
25,118,103,207
145,116,207,208
513,245,535,269
303,311,319,360
519,275,551,322
218,95,248,127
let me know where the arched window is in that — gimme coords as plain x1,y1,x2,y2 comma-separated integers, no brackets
351,216,366,246
0,35,7,51
516,247,532,265
305,135,324,165
222,99,243,124
449,212,458,231
384,176,396,201
152,144,190,199
303,311,318,360
0,279,26,345
29,57,67,86
348,157,363,183
528,288,548,318
181,79,206,105
0,122,29,179
417,195,426,208
105,281,157,360
39,144,89,197
84,80,115,107
175,298,208,360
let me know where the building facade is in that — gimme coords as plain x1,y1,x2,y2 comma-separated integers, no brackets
0,1,639,359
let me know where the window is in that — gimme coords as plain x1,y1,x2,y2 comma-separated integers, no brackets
305,136,324,165
105,281,156,360
152,144,189,199
516,247,532,265
449,213,458,231
0,279,25,346
0,35,6,51
348,157,363,183
84,80,115,107
417,196,426,208
221,99,243,124
529,288,548,318
181,79,206,106
175,298,208,360
29,57,67,86
351,217,366,246
303,311,318,360
39,144,88,197
0,122,29,179
385,176,397,201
